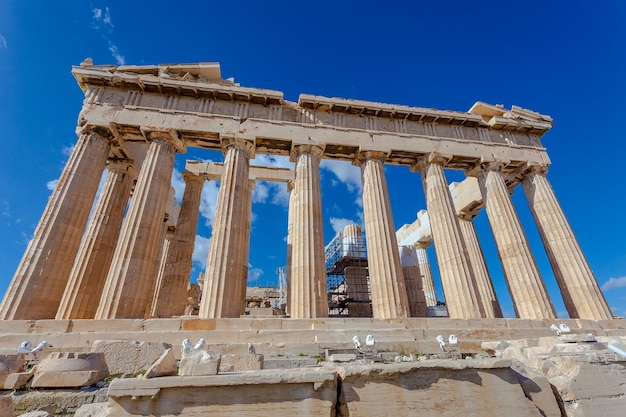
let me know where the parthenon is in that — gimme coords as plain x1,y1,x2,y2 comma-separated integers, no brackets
0,60,612,322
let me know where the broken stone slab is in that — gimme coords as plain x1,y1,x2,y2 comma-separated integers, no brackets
220,353,264,371
143,348,177,379
480,341,511,356
0,354,25,385
263,357,319,369
91,340,171,376
18,411,53,417
179,348,221,376
4,371,33,389
327,353,357,362
560,333,597,343
31,352,109,388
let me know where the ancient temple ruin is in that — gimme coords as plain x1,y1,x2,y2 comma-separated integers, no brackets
0,60,612,322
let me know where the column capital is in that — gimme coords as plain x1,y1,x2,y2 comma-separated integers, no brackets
465,159,507,178
289,144,324,162
182,170,205,184
144,128,186,153
106,158,138,178
75,125,116,143
220,135,255,158
411,152,453,172
353,150,388,167
414,240,431,250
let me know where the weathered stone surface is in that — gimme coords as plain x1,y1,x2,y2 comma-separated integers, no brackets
0,395,12,417
179,348,221,376
339,361,543,416
220,353,264,371
11,387,109,416
91,340,171,375
19,411,54,417
74,402,109,417
0,354,25,385
31,352,109,388
144,348,177,378
107,369,338,416
4,371,33,389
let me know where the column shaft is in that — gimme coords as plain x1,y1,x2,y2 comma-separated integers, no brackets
199,139,253,318
419,159,481,318
474,166,555,319
285,181,294,316
359,153,409,318
523,172,612,319
415,243,437,307
289,145,328,318
56,159,136,319
0,132,110,319
95,139,177,319
399,246,429,317
458,217,502,318
152,173,204,317
150,227,173,317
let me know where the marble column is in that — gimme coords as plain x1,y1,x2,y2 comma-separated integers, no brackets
399,246,429,317
356,151,410,318
415,242,438,307
522,169,612,319
199,138,254,318
95,133,181,319
415,155,481,318
0,131,110,320
285,181,294,316
289,145,328,318
458,214,502,318
469,163,555,319
150,226,175,317
56,159,137,319
152,172,204,317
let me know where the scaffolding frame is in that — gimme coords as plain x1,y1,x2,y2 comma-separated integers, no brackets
324,227,372,317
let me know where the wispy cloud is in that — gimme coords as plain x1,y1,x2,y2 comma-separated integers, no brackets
46,179,59,191
329,217,358,235
0,34,7,49
248,264,264,283
192,234,211,269
90,6,125,65
602,276,626,291
320,159,362,192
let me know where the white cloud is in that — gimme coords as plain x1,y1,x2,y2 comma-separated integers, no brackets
170,169,185,203
320,159,362,192
61,144,75,157
192,235,211,269
601,276,626,291
329,217,357,235
248,264,264,283
46,179,58,191
90,6,125,65
0,34,7,49
199,180,220,227
251,154,293,169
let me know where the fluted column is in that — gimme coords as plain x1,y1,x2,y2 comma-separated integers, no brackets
468,163,555,319
95,133,182,319
152,172,204,317
199,137,254,318
399,246,429,317
150,226,175,317
522,169,612,319
289,145,328,318
415,242,437,307
285,181,294,316
415,155,481,318
458,214,502,318
0,131,110,319
56,159,137,319
356,151,409,318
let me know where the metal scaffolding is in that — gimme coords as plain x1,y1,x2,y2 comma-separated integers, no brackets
324,226,372,317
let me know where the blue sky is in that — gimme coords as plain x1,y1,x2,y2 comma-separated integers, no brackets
1,1,625,318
